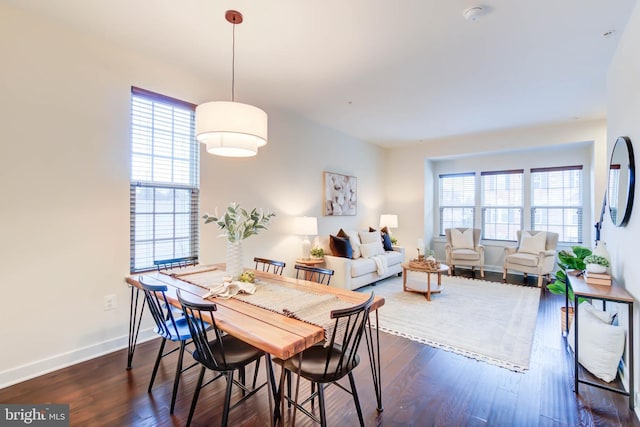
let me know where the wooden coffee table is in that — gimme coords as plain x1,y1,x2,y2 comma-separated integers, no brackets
401,261,449,301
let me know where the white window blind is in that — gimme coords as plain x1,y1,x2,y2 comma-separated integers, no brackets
130,87,199,272
531,166,583,244
481,170,523,241
439,173,475,235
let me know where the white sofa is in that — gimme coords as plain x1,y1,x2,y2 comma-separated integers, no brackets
317,234,405,291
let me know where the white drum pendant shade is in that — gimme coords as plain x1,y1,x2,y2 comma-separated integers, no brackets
196,101,268,157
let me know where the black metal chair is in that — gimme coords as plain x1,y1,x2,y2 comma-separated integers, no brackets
154,256,198,271
294,264,334,285
139,278,200,414
254,257,286,275
274,292,375,426
177,290,275,427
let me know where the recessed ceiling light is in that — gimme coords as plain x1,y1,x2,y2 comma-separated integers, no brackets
603,30,616,38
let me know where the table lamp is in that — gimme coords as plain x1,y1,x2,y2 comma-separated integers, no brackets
379,214,398,236
294,216,318,259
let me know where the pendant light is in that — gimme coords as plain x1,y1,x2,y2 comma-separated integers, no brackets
196,10,268,157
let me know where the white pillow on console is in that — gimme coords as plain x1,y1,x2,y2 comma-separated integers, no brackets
451,228,474,250
360,241,384,258
519,231,547,254
568,302,625,382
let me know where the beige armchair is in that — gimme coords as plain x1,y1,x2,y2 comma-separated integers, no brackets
503,230,558,287
445,228,485,278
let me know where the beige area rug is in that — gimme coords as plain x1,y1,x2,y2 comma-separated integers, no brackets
361,275,541,372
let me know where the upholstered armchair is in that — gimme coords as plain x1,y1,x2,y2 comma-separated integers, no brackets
503,230,559,287
445,228,485,278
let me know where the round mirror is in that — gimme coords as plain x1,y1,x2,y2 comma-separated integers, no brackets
608,136,635,226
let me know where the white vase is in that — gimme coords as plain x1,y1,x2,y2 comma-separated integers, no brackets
593,242,611,263
226,240,243,280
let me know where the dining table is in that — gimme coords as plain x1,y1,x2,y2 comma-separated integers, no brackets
124,264,386,424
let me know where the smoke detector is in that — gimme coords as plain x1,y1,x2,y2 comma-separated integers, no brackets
463,6,484,22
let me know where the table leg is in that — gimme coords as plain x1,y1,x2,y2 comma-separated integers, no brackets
629,301,634,410
437,271,442,286
402,267,407,291
127,286,146,369
364,310,383,411
426,273,432,301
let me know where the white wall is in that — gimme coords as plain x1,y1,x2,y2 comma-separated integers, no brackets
0,4,385,387
384,120,607,263
607,0,640,413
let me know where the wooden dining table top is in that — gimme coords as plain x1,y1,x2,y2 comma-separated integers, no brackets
125,265,385,360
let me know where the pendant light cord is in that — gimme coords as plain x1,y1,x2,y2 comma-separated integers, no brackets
231,21,236,102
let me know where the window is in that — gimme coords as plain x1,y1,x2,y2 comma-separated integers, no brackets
130,87,199,272
481,170,523,241
439,173,475,235
531,166,583,244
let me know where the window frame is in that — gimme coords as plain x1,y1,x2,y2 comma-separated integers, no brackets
530,165,583,244
438,172,476,236
129,87,200,273
480,169,524,242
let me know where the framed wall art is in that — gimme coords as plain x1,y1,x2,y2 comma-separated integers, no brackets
323,171,357,216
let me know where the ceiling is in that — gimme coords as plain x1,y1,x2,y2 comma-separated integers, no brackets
4,0,637,147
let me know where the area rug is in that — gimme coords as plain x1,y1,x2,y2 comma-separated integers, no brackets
361,275,541,372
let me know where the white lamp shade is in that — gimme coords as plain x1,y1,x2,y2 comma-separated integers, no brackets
196,101,268,157
294,216,318,236
379,214,398,229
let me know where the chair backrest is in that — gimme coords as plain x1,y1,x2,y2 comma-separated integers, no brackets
154,256,198,271
445,228,481,249
177,290,228,369
295,264,335,285
139,278,182,340
321,293,375,379
253,257,286,275
516,230,559,252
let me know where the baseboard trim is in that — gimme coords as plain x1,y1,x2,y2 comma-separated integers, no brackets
0,328,156,389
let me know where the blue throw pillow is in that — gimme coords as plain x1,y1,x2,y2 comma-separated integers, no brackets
381,232,393,251
330,234,353,258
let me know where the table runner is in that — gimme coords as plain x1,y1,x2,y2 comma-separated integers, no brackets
173,269,354,345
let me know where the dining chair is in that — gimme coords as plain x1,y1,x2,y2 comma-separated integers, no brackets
154,256,198,271
294,264,335,285
177,290,275,427
274,292,375,426
139,278,200,414
253,257,286,275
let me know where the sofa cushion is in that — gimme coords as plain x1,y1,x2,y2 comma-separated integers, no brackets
384,250,404,265
507,252,539,267
329,235,353,258
451,248,481,261
351,257,377,276
361,241,385,258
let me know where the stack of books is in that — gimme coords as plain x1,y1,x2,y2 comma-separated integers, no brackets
584,271,612,286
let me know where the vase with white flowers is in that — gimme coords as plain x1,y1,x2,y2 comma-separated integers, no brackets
203,202,275,279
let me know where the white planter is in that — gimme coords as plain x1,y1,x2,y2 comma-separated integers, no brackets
586,263,607,274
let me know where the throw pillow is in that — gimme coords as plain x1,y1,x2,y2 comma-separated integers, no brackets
568,302,625,382
340,228,362,258
329,235,353,259
381,232,393,251
451,228,474,250
519,231,547,255
359,230,382,245
360,241,385,258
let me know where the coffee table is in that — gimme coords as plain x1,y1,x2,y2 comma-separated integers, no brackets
401,261,449,301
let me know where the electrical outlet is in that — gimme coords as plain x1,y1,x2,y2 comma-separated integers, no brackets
104,294,117,311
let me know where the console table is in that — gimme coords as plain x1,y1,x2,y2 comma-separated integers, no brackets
567,273,634,409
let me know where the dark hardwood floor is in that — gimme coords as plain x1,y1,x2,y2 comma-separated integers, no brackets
1,269,638,426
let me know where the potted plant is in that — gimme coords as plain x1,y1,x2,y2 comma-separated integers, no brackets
584,254,610,274
546,245,591,331
203,202,275,279
310,246,325,259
